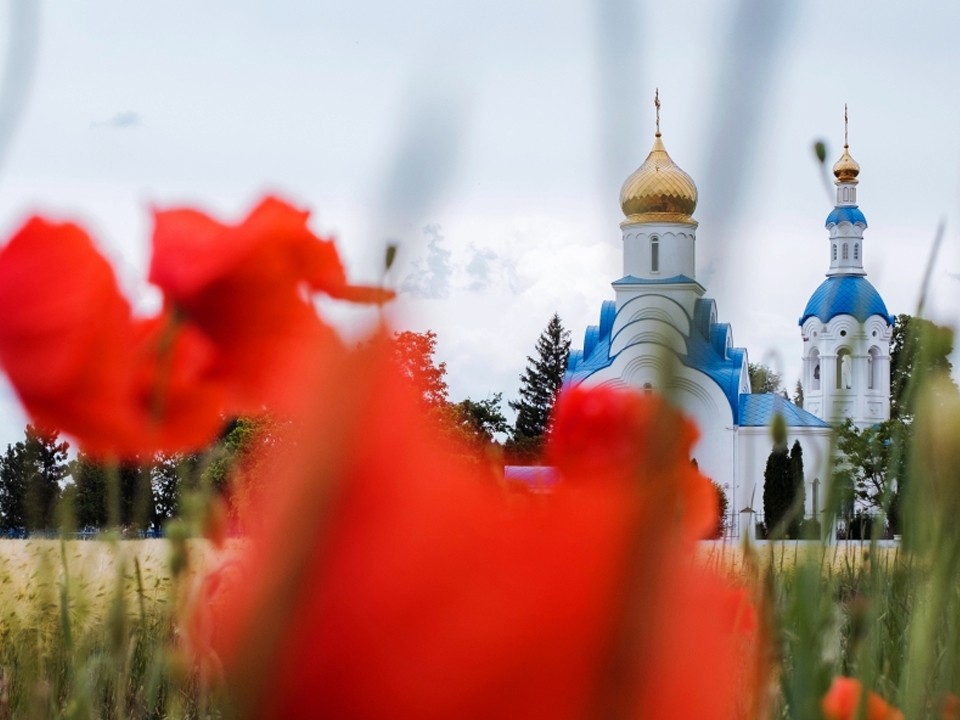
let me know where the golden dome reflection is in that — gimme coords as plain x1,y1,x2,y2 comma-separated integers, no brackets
832,145,860,184
620,133,698,226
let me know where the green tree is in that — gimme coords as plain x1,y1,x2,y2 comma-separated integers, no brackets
749,362,783,395
711,481,729,539
890,313,956,421
508,314,571,460
452,393,509,446
390,330,449,410
788,439,805,537
0,425,69,532
793,379,804,407
762,414,802,538
152,452,197,525
833,418,900,514
70,454,155,530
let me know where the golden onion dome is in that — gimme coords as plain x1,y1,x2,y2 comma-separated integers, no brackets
833,144,860,184
620,133,698,225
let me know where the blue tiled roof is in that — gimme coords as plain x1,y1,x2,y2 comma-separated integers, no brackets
739,394,830,428
612,274,700,286
565,296,747,422
799,276,893,326
825,206,868,228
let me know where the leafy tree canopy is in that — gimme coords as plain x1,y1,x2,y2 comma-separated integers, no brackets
390,330,449,410
0,425,69,532
452,394,509,446
832,418,902,514
890,313,957,421
749,363,783,395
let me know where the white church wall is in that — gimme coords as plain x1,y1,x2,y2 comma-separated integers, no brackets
801,313,891,427
579,348,737,513
612,293,690,332
621,222,695,280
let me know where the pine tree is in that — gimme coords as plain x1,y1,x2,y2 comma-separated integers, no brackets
508,314,571,460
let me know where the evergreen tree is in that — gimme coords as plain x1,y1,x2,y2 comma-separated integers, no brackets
508,314,571,460
788,439,805,538
762,414,802,539
0,425,69,532
793,380,804,407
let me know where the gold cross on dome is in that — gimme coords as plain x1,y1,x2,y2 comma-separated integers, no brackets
655,88,661,136
844,103,849,148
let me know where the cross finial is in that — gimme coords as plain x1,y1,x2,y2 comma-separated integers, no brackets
655,88,661,136
844,103,849,148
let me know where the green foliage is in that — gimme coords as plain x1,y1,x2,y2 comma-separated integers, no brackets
508,313,570,459
749,362,783,395
833,418,902,516
70,454,156,530
451,393,508,446
890,313,956,422
793,379,804,407
710,481,728,539
201,416,277,494
390,330,449,410
763,423,804,539
0,425,69,532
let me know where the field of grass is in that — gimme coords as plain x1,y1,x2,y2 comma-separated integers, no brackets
0,538,234,720
0,534,951,718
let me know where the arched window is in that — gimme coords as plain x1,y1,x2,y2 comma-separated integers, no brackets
832,244,837,261
651,236,660,273
868,347,880,390
810,349,821,391
854,243,859,260
837,348,852,390
842,243,849,260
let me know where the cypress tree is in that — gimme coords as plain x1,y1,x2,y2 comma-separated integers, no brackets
788,439,805,538
763,414,793,538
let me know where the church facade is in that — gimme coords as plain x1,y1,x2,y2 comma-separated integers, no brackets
563,114,891,534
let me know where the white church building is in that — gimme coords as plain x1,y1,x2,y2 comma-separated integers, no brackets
562,110,892,533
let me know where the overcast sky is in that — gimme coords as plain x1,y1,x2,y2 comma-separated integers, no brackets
0,0,959,449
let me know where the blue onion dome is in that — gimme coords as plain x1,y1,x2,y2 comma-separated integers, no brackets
799,276,893,326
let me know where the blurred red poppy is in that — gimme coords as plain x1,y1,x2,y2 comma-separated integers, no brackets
822,677,904,720
148,196,391,415
548,383,718,542
197,340,756,719
0,218,139,454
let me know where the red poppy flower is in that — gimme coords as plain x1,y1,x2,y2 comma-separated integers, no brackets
148,196,390,415
195,340,756,719
548,383,718,542
822,677,904,720
0,217,139,453
0,218,227,457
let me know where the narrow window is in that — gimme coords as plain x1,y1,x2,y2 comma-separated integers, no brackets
854,243,859,260
868,347,880,390
842,243,849,260
651,236,660,273
837,349,852,389
832,244,837,261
